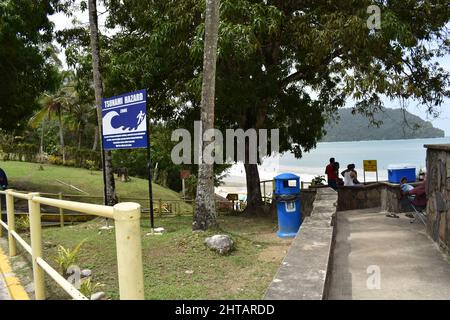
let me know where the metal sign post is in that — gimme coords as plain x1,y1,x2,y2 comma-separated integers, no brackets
102,89,154,229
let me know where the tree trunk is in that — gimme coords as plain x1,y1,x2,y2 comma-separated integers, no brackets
243,163,264,215
92,125,99,151
78,124,82,150
88,0,117,206
40,120,45,155
243,136,264,215
193,0,220,231
58,108,65,164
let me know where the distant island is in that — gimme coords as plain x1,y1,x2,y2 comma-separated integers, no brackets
321,108,445,142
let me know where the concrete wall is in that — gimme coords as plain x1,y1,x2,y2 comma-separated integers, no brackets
425,144,450,254
337,183,382,211
264,188,337,300
336,182,418,213
301,189,317,219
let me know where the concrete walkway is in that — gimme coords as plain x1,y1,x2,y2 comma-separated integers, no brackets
329,208,450,300
0,271,11,300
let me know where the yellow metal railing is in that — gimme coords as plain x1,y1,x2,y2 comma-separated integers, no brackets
0,189,144,300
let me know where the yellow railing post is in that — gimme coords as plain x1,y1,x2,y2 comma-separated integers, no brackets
59,192,64,228
28,192,46,300
113,202,144,300
6,190,16,257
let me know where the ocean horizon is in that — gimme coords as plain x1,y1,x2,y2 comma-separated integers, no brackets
215,136,450,198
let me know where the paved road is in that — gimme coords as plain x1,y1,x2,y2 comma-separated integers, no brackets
0,272,11,300
328,208,450,300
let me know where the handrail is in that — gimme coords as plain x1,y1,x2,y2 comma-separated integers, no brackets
0,189,144,300
36,257,88,300
32,196,114,219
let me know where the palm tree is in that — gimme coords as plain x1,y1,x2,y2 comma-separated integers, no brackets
29,72,78,163
66,103,96,150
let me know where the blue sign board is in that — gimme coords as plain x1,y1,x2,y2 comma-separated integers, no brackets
102,89,148,150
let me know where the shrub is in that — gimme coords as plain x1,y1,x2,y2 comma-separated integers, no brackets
53,239,87,276
48,155,63,165
15,216,30,233
79,277,103,298
64,160,76,167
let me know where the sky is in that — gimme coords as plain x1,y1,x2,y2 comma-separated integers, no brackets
49,4,450,136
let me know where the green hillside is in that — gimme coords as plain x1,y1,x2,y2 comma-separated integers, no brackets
0,161,192,212
322,108,445,142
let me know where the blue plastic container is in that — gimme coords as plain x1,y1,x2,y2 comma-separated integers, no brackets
274,173,302,238
387,164,416,183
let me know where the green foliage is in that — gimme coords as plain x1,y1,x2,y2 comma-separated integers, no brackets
48,155,63,166
53,239,87,275
99,0,449,159
79,277,104,299
1,142,39,162
311,175,326,187
65,147,100,169
0,0,61,131
15,216,30,233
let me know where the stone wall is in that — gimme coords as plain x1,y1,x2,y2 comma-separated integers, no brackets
336,182,418,213
425,144,450,254
337,183,382,211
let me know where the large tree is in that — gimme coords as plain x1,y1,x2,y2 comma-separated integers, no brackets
88,0,117,205
0,0,62,131
194,0,221,230
105,0,450,214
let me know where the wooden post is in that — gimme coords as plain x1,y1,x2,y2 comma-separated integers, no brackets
59,192,64,228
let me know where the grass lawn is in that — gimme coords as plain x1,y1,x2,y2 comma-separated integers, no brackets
0,160,192,213
8,215,291,300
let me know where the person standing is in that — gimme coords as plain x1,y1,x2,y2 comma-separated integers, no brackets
325,158,338,190
342,164,356,186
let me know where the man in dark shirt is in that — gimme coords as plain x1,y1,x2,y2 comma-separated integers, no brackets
325,158,337,190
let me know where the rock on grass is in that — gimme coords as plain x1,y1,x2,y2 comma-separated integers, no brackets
204,235,234,255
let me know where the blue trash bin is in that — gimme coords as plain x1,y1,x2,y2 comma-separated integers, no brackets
274,173,302,238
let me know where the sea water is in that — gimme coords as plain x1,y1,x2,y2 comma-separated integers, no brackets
216,137,450,198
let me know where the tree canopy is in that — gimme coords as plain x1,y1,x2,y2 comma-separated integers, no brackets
0,0,66,131
100,0,449,213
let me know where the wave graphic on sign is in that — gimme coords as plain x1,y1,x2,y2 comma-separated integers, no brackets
103,111,147,136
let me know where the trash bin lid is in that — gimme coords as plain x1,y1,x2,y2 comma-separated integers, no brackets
274,173,299,180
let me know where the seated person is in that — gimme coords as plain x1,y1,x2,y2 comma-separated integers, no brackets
406,177,427,209
400,177,415,201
